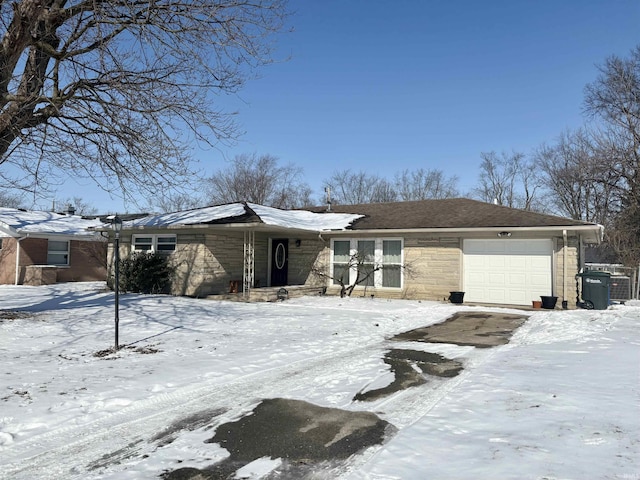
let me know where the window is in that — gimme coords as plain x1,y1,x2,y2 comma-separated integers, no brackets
48,240,69,265
356,240,375,287
132,234,176,254
332,240,351,285
382,240,402,288
330,238,403,289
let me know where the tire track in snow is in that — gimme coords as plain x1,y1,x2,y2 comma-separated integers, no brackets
0,340,390,479
1,324,518,479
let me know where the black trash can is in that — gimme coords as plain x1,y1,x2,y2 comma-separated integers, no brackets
576,270,611,310
449,291,465,304
540,295,558,309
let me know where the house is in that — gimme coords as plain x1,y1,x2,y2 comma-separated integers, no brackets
104,199,602,307
0,207,107,286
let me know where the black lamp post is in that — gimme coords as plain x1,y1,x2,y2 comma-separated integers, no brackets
112,215,123,351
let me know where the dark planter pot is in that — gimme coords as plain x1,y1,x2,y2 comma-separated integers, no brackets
449,291,465,304
541,295,558,309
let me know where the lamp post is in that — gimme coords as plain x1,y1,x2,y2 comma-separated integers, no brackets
112,215,123,351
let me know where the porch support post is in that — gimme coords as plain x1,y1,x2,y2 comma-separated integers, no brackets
243,230,255,299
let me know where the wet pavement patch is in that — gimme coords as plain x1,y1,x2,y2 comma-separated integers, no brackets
152,408,227,447
354,349,463,402
162,398,395,479
393,311,528,348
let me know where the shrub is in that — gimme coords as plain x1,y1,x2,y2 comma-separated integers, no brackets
118,252,174,294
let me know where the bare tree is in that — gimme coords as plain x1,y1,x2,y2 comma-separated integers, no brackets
535,129,619,226
325,168,460,205
325,251,380,298
0,1,288,201
394,168,459,200
474,151,542,210
145,190,207,214
324,170,388,204
0,190,24,208
584,46,640,266
311,249,383,298
205,153,312,208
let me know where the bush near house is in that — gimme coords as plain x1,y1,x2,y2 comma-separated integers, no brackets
118,252,174,294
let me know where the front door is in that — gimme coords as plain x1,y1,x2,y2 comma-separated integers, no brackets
271,239,289,287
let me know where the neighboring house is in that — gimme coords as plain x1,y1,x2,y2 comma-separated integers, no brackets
104,199,602,307
0,207,107,286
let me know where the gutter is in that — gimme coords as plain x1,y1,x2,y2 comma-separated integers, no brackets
323,225,603,235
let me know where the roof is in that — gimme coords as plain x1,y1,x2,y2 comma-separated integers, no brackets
307,198,601,230
0,207,105,239
125,202,363,232
105,199,602,243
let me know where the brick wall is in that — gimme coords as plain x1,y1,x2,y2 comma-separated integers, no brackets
0,237,106,285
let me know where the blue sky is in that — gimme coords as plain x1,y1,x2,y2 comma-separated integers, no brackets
42,0,640,212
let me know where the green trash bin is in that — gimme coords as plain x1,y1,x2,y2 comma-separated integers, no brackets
576,270,611,310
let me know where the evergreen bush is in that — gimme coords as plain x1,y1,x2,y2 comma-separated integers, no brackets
118,252,174,294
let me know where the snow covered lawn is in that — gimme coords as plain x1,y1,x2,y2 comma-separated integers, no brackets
0,282,638,479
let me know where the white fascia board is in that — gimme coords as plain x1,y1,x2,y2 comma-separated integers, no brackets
11,232,104,242
323,224,604,241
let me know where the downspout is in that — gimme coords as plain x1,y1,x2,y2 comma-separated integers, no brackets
15,235,28,285
563,230,568,307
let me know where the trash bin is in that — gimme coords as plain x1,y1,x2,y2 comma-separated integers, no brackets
449,291,465,304
576,270,611,310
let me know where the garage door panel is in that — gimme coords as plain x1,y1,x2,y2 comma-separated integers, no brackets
508,273,526,284
486,288,506,303
464,239,552,306
507,256,527,269
487,257,506,268
530,273,550,290
506,289,528,305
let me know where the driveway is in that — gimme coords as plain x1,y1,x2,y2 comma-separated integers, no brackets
163,311,528,479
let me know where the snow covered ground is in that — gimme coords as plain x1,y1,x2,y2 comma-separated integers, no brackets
0,282,638,479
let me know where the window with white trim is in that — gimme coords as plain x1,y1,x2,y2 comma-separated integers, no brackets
47,240,69,265
332,240,351,286
132,234,176,254
330,238,403,289
382,239,402,287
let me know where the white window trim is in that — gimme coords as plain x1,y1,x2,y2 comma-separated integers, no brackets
132,234,177,254
330,238,404,289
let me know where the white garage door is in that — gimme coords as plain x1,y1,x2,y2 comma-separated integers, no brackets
463,239,552,306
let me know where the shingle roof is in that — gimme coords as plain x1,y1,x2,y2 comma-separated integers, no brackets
307,198,598,230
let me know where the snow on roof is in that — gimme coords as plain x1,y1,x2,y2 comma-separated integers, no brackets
247,203,363,231
0,207,104,238
127,203,247,228
125,202,362,232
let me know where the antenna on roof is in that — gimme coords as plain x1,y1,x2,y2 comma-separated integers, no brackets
325,186,332,212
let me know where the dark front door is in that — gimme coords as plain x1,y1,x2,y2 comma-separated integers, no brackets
271,239,289,287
